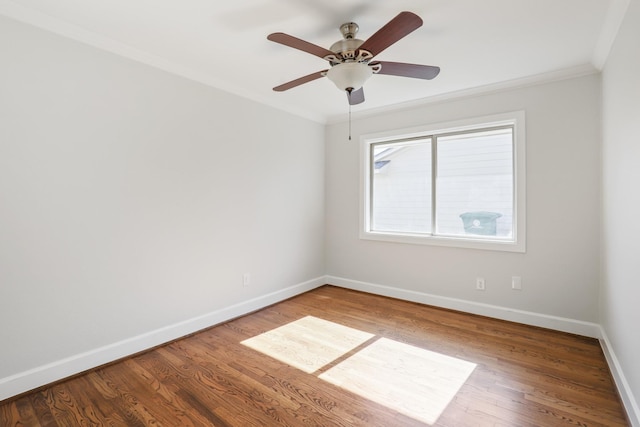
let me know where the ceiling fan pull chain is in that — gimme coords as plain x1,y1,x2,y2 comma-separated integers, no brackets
348,96,352,141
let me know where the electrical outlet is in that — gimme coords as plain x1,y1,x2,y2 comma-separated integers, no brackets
512,276,522,290
243,273,251,287
476,277,485,291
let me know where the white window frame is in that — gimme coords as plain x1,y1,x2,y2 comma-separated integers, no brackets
360,111,526,253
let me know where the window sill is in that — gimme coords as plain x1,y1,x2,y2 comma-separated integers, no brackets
360,230,525,253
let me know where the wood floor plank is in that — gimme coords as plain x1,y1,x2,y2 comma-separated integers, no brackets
27,392,57,427
0,285,629,426
13,398,42,427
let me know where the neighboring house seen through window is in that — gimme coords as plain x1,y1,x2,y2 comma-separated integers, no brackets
361,112,525,252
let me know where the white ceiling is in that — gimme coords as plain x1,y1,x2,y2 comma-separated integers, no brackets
0,0,629,123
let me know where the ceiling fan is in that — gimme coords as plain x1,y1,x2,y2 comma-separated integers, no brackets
267,11,440,105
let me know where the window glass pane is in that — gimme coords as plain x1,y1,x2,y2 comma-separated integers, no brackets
435,128,513,239
371,139,432,233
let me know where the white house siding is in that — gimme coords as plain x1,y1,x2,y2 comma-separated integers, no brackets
372,142,432,233
436,129,513,238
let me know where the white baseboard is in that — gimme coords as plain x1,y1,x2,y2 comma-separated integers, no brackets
599,328,640,427
0,276,325,401
326,276,601,338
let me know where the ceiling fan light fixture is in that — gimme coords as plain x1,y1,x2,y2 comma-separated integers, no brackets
326,62,373,92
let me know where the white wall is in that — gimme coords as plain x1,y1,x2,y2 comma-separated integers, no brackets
0,16,325,396
326,74,602,323
601,0,640,418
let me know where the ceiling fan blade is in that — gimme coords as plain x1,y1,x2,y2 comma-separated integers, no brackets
268,32,336,60
273,70,327,92
358,11,423,58
347,88,365,105
373,61,440,80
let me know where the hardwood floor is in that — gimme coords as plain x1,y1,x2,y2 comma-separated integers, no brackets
0,285,629,426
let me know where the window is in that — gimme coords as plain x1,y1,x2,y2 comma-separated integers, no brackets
361,112,525,252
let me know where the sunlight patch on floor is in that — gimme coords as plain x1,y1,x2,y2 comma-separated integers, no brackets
319,337,476,425
241,316,476,424
241,316,374,373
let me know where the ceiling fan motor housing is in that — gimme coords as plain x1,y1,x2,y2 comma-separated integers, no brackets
330,38,368,61
329,22,372,63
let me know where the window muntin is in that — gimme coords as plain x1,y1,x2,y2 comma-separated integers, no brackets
361,113,525,252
